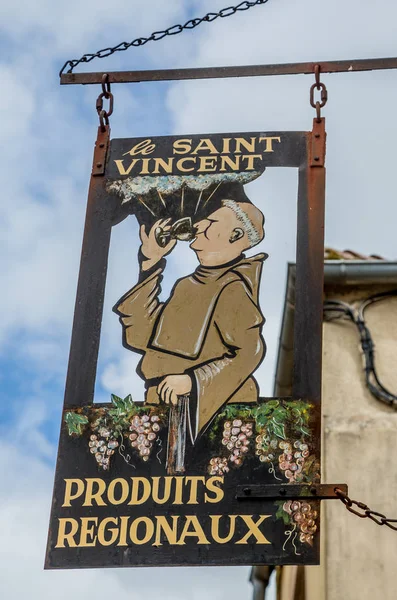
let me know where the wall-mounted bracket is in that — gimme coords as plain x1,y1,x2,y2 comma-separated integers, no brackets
236,483,348,500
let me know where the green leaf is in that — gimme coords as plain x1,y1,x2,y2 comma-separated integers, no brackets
275,501,291,526
267,400,280,410
110,393,135,417
254,402,278,429
273,408,288,423
300,426,311,437
271,418,286,440
64,412,89,436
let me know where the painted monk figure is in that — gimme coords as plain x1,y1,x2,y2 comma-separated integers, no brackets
114,198,267,443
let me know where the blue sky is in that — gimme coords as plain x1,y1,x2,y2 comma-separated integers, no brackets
1,1,397,598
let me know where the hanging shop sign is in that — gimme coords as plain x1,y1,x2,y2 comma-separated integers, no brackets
45,119,326,569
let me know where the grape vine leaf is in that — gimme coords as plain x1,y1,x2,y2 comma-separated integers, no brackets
64,412,89,436
271,418,286,440
272,407,288,423
110,393,134,417
275,501,291,526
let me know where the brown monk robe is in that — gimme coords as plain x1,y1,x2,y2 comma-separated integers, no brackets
114,252,267,441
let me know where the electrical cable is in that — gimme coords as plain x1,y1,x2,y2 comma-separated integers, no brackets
323,290,397,408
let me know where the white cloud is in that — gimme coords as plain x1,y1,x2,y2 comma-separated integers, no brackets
2,0,397,597
0,0,188,57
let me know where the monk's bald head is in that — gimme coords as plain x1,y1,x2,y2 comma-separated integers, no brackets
221,199,265,249
191,199,265,267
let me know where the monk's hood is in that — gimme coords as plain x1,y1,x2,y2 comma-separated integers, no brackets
149,253,268,359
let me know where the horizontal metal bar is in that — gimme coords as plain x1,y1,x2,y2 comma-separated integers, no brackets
60,57,397,85
236,483,348,500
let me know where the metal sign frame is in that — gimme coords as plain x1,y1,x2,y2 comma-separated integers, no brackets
45,60,356,570
63,121,325,415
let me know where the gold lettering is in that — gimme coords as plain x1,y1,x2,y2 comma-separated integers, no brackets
108,478,129,505
129,477,151,505
62,479,84,507
82,478,107,507
197,156,217,172
140,158,151,175
173,138,192,154
221,138,232,154
192,138,219,154
153,516,179,546
178,516,210,545
114,158,139,176
153,158,174,174
123,139,156,156
152,476,173,504
55,518,79,548
185,476,206,504
210,515,237,543
118,516,129,547
176,157,196,172
130,517,155,545
173,476,184,505
219,155,241,171
241,154,263,170
235,137,256,154
97,517,119,546
79,517,98,547
235,515,271,544
259,136,281,152
205,477,224,503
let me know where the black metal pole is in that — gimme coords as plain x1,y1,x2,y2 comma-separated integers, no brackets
293,119,326,406
63,126,113,408
60,57,397,85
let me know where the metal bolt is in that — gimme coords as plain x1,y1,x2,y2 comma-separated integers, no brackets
99,143,105,148
279,488,286,496
96,162,102,168
315,133,320,138
314,156,320,161
243,487,251,496
310,487,317,495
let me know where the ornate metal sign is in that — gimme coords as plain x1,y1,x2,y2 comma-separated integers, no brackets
45,124,326,569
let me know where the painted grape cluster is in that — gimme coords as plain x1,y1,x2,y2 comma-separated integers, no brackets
255,432,312,483
208,419,253,474
208,456,230,475
283,500,318,546
278,440,310,483
255,429,279,464
88,427,119,471
128,413,161,461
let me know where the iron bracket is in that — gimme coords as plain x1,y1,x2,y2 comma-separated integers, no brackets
91,125,110,176
236,483,348,500
310,118,326,167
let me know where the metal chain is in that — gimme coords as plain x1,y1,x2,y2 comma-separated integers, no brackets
96,74,114,130
310,64,328,121
59,1,270,76
335,488,397,531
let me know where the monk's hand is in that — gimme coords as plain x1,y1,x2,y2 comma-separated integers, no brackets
157,374,192,406
140,219,177,271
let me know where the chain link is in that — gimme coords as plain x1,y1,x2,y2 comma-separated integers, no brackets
60,1,270,76
310,64,328,121
335,488,397,531
96,74,114,130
